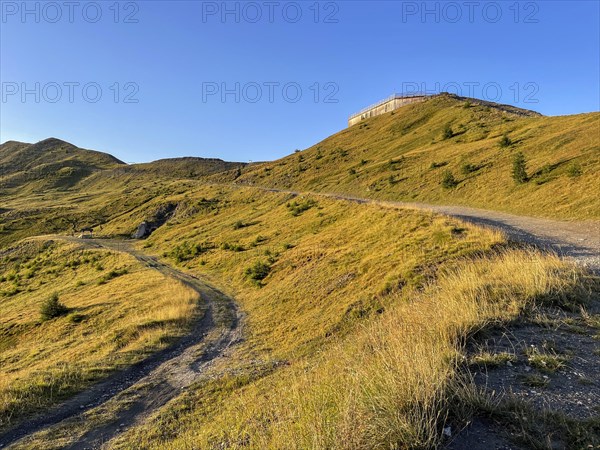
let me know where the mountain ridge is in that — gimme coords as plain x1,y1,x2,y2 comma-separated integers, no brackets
2,94,598,219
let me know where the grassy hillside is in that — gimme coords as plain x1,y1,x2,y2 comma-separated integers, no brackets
0,238,199,430
113,251,588,450
227,94,600,219
120,157,246,179
0,138,124,193
96,187,596,449
1,96,598,448
0,139,247,249
14,185,594,449
2,93,597,252
103,185,506,360
0,177,171,247
0,139,245,192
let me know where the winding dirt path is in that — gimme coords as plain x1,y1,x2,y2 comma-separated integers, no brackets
0,237,242,449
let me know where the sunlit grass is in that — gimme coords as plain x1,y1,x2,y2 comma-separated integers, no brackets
229,95,600,220
2,173,595,448
0,240,199,430
88,183,591,449
110,249,588,449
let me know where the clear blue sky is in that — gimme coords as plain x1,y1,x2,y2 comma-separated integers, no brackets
1,1,598,163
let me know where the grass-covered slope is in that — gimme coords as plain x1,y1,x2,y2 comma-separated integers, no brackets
230,94,600,219
115,252,588,450
0,176,170,248
2,182,596,449
1,92,597,252
1,95,598,448
132,186,505,358
89,185,592,450
118,157,246,179
0,238,199,430
0,139,247,249
0,138,125,192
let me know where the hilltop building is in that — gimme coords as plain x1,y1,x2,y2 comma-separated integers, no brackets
348,93,430,127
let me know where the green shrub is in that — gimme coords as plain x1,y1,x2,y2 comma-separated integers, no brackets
40,292,68,321
67,313,85,323
430,161,448,169
97,268,128,285
499,134,512,148
170,241,213,263
461,163,478,175
197,197,220,212
442,124,454,139
251,235,268,247
441,170,459,189
245,261,272,283
286,199,317,217
107,268,128,279
512,152,528,183
221,242,245,252
567,163,582,177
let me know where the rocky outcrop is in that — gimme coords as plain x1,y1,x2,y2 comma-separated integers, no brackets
132,221,153,239
132,203,178,239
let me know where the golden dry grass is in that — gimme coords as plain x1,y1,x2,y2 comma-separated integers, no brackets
77,185,589,449
125,186,504,360
0,239,199,430
230,94,600,220
1,94,597,449
110,250,587,449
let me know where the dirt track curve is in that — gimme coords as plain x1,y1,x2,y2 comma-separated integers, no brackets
0,238,242,450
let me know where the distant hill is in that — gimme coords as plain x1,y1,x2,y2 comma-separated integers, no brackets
0,138,125,192
228,94,600,219
0,139,249,246
1,93,598,225
98,156,246,181
0,138,247,193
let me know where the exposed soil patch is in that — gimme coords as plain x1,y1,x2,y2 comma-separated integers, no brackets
446,301,600,449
